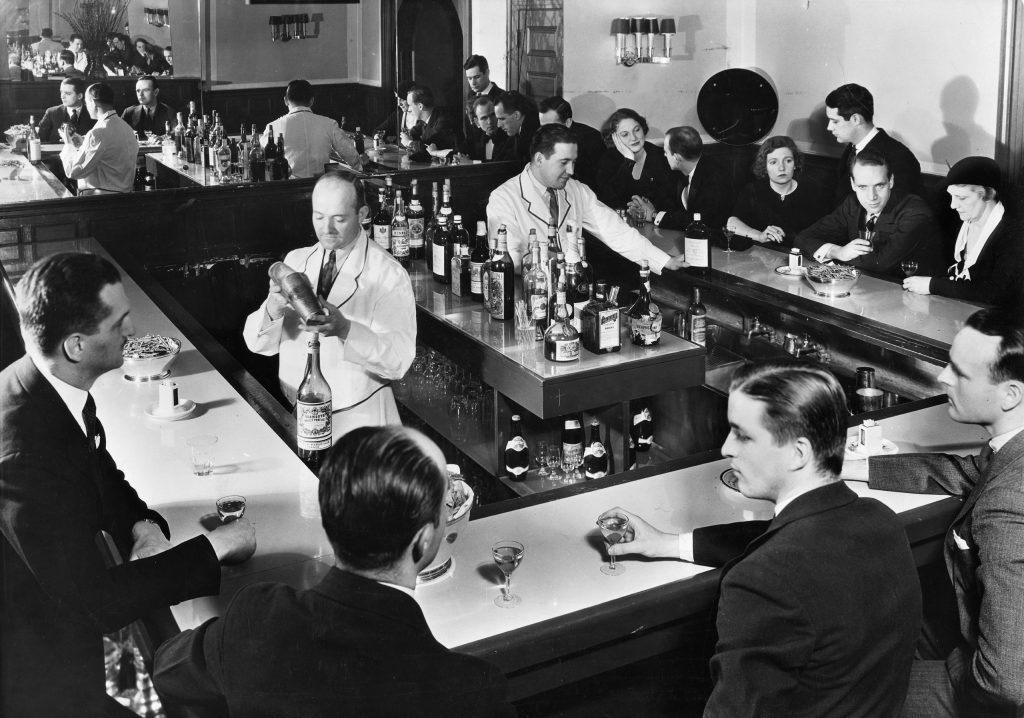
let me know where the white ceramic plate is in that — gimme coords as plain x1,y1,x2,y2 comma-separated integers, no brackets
145,399,197,422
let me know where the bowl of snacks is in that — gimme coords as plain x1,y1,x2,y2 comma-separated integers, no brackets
804,264,861,298
418,464,475,583
122,334,181,381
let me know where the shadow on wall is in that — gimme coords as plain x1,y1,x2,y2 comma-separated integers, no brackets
786,103,839,157
568,92,617,134
931,75,998,167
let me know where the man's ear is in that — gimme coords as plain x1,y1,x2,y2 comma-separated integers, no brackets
789,436,814,472
410,521,438,569
1001,380,1024,413
62,334,85,363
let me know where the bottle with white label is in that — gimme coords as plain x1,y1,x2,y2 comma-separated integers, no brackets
544,283,580,362
684,212,711,277
371,187,391,251
390,190,409,267
504,414,529,480
525,243,549,330
583,419,608,479
685,287,707,346
626,260,662,346
561,415,584,474
296,335,332,470
581,281,621,354
631,399,653,453
469,220,488,301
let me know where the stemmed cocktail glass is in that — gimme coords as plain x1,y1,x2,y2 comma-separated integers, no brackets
900,260,918,278
597,515,630,576
722,226,735,253
492,540,525,608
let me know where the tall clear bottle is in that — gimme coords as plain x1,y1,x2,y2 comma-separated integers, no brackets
488,225,514,320
525,243,549,331
481,234,496,309
626,260,662,346
469,220,488,302
296,335,332,469
504,414,529,480
521,228,539,298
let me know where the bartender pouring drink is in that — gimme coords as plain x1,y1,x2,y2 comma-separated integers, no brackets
244,172,416,437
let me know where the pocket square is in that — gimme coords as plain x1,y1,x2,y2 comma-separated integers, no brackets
952,530,970,550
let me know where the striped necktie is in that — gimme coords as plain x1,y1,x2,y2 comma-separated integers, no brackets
318,250,337,300
82,392,102,451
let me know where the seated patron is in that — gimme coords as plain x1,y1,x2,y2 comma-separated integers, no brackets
728,135,828,248
463,54,503,139
374,80,416,140
57,49,87,80
629,125,732,231
904,156,1024,307
102,32,132,75
120,75,175,140
262,79,361,178
487,123,688,274
7,52,31,82
600,362,921,717
59,82,139,195
402,84,461,152
454,96,508,162
154,426,515,717
1,252,255,717
37,77,95,143
493,91,540,166
132,38,170,75
162,45,173,74
826,83,922,206
538,95,605,189
796,149,944,279
68,34,89,74
594,108,675,211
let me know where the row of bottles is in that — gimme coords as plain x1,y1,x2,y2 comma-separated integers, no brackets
170,106,290,182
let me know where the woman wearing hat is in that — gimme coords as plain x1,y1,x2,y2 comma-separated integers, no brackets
904,156,1023,306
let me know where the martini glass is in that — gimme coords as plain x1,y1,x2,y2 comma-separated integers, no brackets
597,515,630,575
900,260,918,278
722,226,736,253
492,540,525,608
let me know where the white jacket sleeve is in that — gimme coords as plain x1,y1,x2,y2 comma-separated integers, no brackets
339,270,416,381
242,302,284,356
580,185,671,274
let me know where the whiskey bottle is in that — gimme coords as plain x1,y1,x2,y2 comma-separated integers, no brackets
626,260,662,346
489,226,515,320
581,281,621,354
296,335,332,470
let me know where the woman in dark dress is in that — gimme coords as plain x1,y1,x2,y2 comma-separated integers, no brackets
903,156,1023,307
727,136,826,249
594,108,674,211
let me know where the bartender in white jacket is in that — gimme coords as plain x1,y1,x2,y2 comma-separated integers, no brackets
244,172,416,438
487,123,689,274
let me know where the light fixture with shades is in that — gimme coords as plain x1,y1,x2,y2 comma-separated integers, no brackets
611,17,676,66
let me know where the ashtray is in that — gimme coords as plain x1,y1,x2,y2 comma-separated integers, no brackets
145,399,197,421
774,265,807,279
845,437,898,458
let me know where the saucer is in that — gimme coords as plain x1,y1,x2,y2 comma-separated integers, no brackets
774,265,807,279
845,437,898,458
145,399,197,421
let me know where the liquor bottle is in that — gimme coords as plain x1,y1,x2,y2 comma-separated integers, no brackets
407,196,426,261
451,214,469,259
545,222,558,260
432,210,453,284
504,414,529,480
296,335,333,469
631,399,653,453
560,415,584,469
264,127,278,179
684,212,711,277
685,287,707,346
424,181,442,270
248,135,266,182
525,243,549,331
547,250,564,304
470,220,488,302
188,100,198,124
581,281,622,354
384,175,396,213
390,191,410,266
238,128,251,181
451,241,471,296
372,187,391,251
521,230,539,299
481,234,496,309
276,133,291,179
353,126,365,154
573,234,594,300
547,265,572,329
626,260,662,346
604,423,616,475
173,112,185,154
215,136,231,181
183,120,195,162
544,282,580,362
438,182,453,229
198,132,209,169
583,419,608,479
489,225,514,320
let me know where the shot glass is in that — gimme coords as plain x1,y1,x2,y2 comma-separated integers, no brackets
186,434,218,476
216,495,246,523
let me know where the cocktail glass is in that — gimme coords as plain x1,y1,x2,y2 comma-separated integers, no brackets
900,260,918,278
216,495,246,523
536,441,549,477
722,226,735,253
597,515,630,575
492,540,525,608
546,446,562,480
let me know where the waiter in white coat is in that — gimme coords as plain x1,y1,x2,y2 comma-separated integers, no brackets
244,172,416,437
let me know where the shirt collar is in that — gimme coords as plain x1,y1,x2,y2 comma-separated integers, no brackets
376,579,417,598
288,106,313,115
29,353,90,437
479,82,495,96
991,425,1024,453
854,126,879,153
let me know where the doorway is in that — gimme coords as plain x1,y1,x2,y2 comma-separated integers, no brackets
395,0,464,115
508,0,563,104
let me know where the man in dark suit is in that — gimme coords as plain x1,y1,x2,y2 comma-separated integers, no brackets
463,54,503,139
37,76,96,143
631,125,732,231
493,91,539,166
538,95,604,189
796,149,944,279
57,49,88,80
866,308,1024,717
403,84,460,152
826,83,922,205
0,252,256,717
120,75,175,140
454,95,508,162
601,361,921,717
154,425,515,718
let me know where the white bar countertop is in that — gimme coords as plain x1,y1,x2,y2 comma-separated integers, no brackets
0,147,72,203
8,239,985,653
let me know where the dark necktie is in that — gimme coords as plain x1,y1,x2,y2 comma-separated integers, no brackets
547,188,559,229
977,443,994,474
865,215,877,232
82,392,102,451
318,250,337,300
70,109,79,131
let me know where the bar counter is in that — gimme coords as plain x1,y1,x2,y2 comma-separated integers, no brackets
0,147,71,202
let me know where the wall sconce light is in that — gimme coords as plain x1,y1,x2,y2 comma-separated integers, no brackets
270,14,318,42
612,16,675,66
144,8,170,28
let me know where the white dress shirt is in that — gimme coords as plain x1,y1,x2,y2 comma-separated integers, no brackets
261,106,360,179
60,109,139,194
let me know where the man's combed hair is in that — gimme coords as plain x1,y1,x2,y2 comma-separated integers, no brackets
495,90,536,118
826,83,874,124
538,96,572,122
407,84,436,109
530,123,576,159
966,308,1024,384
319,427,445,571
87,82,115,107
285,79,314,106
463,54,489,74
62,76,86,94
665,126,703,161
851,147,891,180
15,253,122,357
729,361,849,477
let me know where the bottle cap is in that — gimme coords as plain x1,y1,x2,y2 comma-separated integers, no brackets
454,215,462,223
694,213,701,220
476,220,486,234
511,414,521,420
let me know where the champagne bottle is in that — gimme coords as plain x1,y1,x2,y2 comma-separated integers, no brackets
276,133,290,179
525,243,548,331
544,282,580,362
489,225,514,320
469,220,488,302
685,287,707,346
390,190,410,266
684,212,711,277
632,399,653,453
296,335,333,469
581,281,621,354
561,415,584,471
372,187,391,251
626,260,662,346
504,414,529,480
583,419,608,479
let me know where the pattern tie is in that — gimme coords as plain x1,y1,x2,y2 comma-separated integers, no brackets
865,215,877,232
82,392,102,451
547,187,559,229
318,250,337,300
70,109,79,131
977,443,995,474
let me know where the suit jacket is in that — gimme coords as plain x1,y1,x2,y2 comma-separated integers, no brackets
929,211,1024,307
120,102,175,140
835,128,923,206
153,567,516,717
699,481,921,718
37,103,96,143
492,112,539,166
456,127,509,162
463,82,504,138
795,190,945,279
594,140,675,211
0,355,221,717
869,432,1024,715
654,154,732,232
410,108,461,151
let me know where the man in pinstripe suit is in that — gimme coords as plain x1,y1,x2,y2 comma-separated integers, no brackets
868,307,1024,717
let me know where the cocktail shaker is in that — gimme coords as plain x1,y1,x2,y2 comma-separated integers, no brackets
268,262,324,321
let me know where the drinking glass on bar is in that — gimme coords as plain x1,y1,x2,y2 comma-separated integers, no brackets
492,540,525,608
216,495,246,523
597,514,630,575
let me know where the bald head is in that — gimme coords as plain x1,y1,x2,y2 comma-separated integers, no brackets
311,172,368,251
